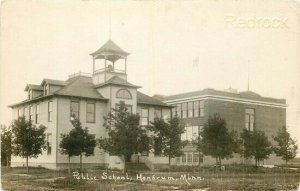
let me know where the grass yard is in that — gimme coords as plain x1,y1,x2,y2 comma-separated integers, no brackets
1,166,300,191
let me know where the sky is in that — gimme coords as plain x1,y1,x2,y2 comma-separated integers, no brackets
1,0,299,151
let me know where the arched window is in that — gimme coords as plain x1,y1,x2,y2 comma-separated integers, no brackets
116,89,132,99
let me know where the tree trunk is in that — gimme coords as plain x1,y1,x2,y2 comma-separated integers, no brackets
198,151,201,171
68,156,71,178
6,156,9,168
168,155,171,168
123,155,127,173
285,160,288,168
124,162,127,173
26,156,29,174
80,154,82,172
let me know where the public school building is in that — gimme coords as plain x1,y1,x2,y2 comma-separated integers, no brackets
9,40,286,169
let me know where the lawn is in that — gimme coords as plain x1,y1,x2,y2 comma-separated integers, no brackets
1,166,300,191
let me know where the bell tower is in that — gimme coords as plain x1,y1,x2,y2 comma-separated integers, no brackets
90,40,130,85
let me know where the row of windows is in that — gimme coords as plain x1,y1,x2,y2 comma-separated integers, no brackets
171,100,204,119
114,105,163,126
19,101,165,126
112,103,165,126
181,126,203,141
18,101,96,123
18,104,41,123
70,101,95,123
139,107,163,126
176,152,203,165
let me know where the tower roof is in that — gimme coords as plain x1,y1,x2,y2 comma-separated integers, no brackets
90,40,130,63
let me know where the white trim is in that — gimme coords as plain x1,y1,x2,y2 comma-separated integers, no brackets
164,95,286,108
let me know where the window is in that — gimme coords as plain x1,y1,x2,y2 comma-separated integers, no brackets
186,127,193,141
47,133,52,155
36,104,40,123
193,152,199,164
24,107,28,120
29,106,34,123
181,128,187,141
188,102,193,118
177,152,200,165
163,113,170,121
181,102,187,118
187,152,193,164
44,84,49,96
18,108,23,118
245,108,255,131
116,89,132,99
200,100,204,117
176,104,181,118
171,105,176,118
86,103,95,123
182,152,187,163
115,103,132,113
193,101,199,117
192,126,199,140
154,108,162,118
48,101,53,122
199,126,204,139
181,126,199,141
141,108,149,126
70,101,79,120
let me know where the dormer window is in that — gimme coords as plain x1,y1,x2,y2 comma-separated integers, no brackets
44,84,49,96
116,89,132,99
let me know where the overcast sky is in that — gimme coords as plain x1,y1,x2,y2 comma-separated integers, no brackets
1,0,299,150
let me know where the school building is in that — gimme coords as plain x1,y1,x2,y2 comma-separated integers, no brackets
9,39,286,169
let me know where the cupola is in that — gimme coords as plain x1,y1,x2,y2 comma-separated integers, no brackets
90,40,130,85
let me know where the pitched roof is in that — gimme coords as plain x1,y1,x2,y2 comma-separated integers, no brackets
24,84,43,91
137,91,171,107
90,40,129,56
54,76,107,100
10,76,107,107
41,79,67,86
94,76,141,89
162,88,286,104
90,40,130,63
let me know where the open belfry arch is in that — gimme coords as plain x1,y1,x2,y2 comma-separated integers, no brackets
90,40,130,85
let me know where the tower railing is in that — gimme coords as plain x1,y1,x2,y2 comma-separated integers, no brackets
68,72,92,79
94,67,125,74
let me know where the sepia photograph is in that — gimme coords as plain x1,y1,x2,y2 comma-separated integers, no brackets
1,0,300,190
